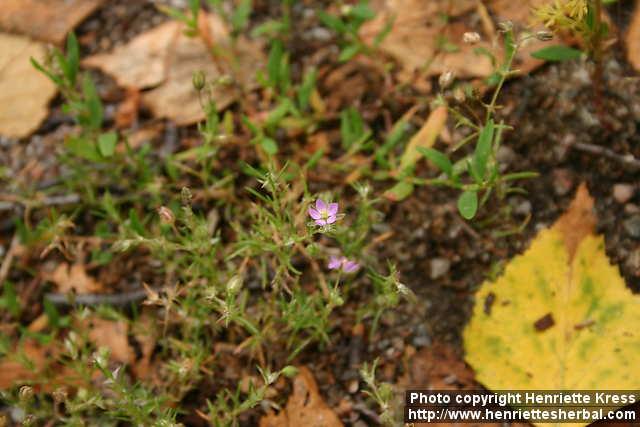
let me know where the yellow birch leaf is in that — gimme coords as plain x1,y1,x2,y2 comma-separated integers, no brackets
464,184,640,427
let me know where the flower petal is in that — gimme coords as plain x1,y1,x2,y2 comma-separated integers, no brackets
315,199,327,211
342,260,360,273
327,203,339,215
308,207,321,220
328,256,342,270
326,215,337,224
315,219,327,226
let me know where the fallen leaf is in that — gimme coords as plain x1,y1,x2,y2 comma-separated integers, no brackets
464,184,640,426
361,0,554,80
83,13,263,125
399,342,476,390
361,0,491,78
87,316,134,365
626,1,640,72
399,105,448,171
47,262,103,294
0,0,104,45
129,311,157,380
115,88,141,129
0,33,57,138
259,366,343,427
0,339,48,389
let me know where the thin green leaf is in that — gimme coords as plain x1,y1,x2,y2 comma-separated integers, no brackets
458,190,478,220
531,45,583,61
418,147,453,176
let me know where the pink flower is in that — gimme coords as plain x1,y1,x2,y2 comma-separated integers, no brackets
308,199,339,226
327,256,360,273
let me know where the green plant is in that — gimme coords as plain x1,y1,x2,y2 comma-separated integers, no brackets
360,358,396,425
416,26,538,220
319,1,392,61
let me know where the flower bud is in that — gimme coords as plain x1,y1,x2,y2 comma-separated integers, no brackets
158,206,175,225
181,187,193,205
19,386,34,403
22,415,36,427
535,30,554,41
53,387,68,404
438,70,455,90
192,70,206,91
463,32,481,44
281,365,298,378
226,275,243,295
498,21,513,32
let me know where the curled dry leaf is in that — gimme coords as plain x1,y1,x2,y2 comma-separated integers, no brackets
47,262,104,294
83,13,264,125
361,0,556,80
86,316,135,365
0,33,57,139
464,184,640,427
259,367,343,427
0,0,104,45
0,339,48,389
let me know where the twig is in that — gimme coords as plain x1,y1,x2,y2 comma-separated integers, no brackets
352,403,382,425
44,288,149,307
0,234,19,286
0,193,80,211
569,141,640,169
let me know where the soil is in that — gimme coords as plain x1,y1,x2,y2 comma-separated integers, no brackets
1,1,639,426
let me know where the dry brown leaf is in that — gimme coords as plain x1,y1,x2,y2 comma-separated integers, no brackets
399,343,530,427
626,2,640,72
115,88,141,129
87,317,134,365
259,367,343,427
553,182,596,261
129,311,157,380
0,33,57,139
0,339,48,389
47,262,103,294
361,0,492,78
399,342,475,390
362,0,553,79
83,13,264,125
0,0,103,45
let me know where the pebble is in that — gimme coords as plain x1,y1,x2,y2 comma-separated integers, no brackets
412,324,431,348
625,204,640,215
552,168,574,196
514,199,532,216
430,257,451,279
496,146,516,167
613,184,635,204
623,215,640,239
626,249,640,272
347,379,359,394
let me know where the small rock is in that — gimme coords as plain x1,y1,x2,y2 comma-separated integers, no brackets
514,199,532,216
625,249,640,272
496,146,517,167
552,168,574,196
613,184,635,204
430,257,451,279
623,215,640,239
625,204,640,215
347,379,359,394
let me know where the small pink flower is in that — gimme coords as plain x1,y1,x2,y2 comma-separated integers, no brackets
328,255,343,270
327,256,360,273
308,199,339,226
